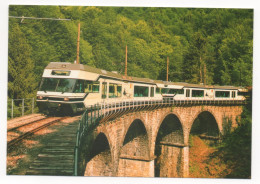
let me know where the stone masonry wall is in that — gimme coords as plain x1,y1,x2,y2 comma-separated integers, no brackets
84,105,243,177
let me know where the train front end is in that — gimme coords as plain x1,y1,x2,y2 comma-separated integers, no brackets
36,62,93,115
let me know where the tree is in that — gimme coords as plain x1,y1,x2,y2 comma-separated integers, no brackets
8,22,36,99
217,23,253,86
182,32,208,84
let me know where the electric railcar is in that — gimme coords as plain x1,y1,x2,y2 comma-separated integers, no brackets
36,62,247,114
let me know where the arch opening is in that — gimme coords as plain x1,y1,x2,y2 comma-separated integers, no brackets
189,111,220,177
84,133,112,176
154,114,184,177
190,111,220,138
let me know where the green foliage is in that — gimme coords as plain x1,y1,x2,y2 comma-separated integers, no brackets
8,6,253,100
7,98,38,119
219,116,251,178
213,96,252,178
8,22,36,99
222,118,232,136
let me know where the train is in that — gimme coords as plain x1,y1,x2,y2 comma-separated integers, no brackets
36,62,248,114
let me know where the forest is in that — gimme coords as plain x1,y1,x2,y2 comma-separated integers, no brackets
8,6,253,100
7,6,253,178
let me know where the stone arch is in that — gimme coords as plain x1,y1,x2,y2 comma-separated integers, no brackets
117,112,150,155
189,110,220,139
97,126,115,158
154,113,184,177
120,119,149,158
188,110,221,177
154,112,185,145
117,118,150,177
84,132,113,176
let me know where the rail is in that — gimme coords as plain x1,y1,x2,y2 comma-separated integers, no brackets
73,97,246,175
7,117,67,151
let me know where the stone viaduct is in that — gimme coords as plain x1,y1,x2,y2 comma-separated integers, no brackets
77,103,243,178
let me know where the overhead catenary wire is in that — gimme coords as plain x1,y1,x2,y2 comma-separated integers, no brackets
9,16,71,22
9,16,80,63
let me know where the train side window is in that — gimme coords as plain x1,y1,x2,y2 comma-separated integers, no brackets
84,81,92,93
186,89,190,97
192,90,204,97
74,80,85,93
109,83,122,98
109,84,115,98
168,89,174,94
102,82,107,99
150,87,154,97
232,91,236,98
92,82,100,93
168,89,184,94
74,81,100,93
156,88,161,94
134,86,149,97
179,89,184,94
215,91,230,98
161,88,169,94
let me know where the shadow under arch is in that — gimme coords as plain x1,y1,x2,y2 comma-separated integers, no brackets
154,113,184,177
84,132,113,176
117,119,150,177
120,119,149,158
190,111,220,138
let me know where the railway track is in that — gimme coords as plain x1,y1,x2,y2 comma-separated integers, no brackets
25,118,79,176
7,117,49,132
8,114,44,128
7,117,68,151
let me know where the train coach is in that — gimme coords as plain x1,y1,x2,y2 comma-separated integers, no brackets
36,62,247,114
158,81,246,101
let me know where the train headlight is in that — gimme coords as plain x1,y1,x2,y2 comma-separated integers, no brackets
37,96,43,100
64,97,69,101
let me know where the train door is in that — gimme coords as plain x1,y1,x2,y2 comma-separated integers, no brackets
102,82,107,101
185,89,191,100
150,87,155,98
232,90,236,99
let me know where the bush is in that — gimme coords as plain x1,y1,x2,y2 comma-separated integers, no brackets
216,99,252,178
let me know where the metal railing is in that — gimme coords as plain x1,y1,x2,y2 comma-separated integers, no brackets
73,97,246,175
7,98,35,119
74,104,102,175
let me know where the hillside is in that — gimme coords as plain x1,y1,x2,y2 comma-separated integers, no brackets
8,6,253,100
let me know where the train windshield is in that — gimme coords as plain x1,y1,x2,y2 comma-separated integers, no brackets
40,78,76,92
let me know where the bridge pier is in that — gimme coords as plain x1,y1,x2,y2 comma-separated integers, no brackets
117,156,155,177
157,142,189,178
182,146,189,177
84,150,113,176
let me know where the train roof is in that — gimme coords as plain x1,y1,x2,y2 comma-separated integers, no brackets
45,62,156,84
166,82,242,90
45,62,245,90
155,81,242,90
